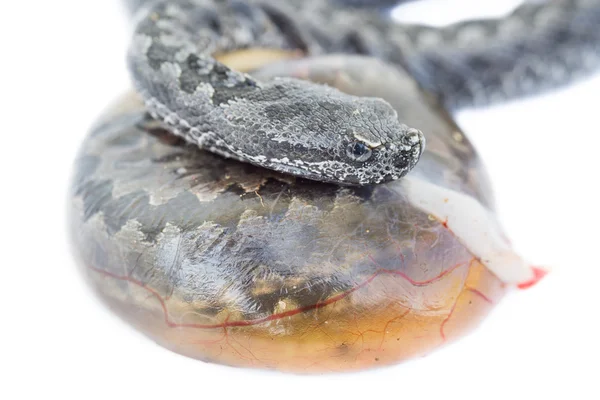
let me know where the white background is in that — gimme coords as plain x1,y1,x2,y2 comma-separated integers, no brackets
2,1,599,399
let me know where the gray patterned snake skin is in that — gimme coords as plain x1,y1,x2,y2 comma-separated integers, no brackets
127,0,600,185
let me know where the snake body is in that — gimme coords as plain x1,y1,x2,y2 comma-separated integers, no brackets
127,0,600,186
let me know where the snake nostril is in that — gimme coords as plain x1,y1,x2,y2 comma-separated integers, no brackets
395,155,409,170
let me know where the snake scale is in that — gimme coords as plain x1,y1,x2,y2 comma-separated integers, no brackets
126,0,600,185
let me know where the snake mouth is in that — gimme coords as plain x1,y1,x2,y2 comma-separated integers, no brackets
266,160,368,186
265,162,338,185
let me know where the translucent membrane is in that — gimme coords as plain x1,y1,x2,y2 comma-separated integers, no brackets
70,56,530,372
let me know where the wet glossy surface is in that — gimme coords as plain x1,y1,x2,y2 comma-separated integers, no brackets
70,57,512,372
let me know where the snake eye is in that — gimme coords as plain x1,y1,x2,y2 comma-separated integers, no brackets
347,141,372,162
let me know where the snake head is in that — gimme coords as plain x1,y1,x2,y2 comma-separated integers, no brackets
340,122,425,185
225,78,425,185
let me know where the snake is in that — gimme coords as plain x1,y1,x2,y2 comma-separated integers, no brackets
69,0,600,372
126,0,600,186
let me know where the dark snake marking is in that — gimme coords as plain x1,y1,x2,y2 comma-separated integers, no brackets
127,0,600,185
